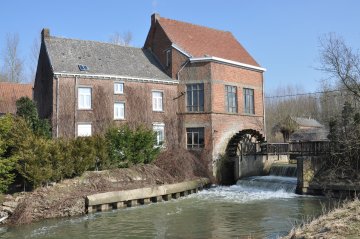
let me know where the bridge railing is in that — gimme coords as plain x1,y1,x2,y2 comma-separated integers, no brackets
289,141,330,155
260,143,289,155
260,141,330,156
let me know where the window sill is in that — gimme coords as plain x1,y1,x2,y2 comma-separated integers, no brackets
153,110,165,113
114,118,126,121
114,93,124,95
187,147,204,151
78,108,93,111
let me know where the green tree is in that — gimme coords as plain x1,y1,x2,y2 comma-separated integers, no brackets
326,101,360,177
16,97,51,138
11,118,53,188
0,115,16,193
106,124,160,167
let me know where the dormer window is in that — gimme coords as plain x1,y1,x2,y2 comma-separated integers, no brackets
166,49,171,67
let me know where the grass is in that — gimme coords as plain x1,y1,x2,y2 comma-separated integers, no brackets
283,198,360,239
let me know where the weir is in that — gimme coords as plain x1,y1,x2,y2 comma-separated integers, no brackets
237,163,298,193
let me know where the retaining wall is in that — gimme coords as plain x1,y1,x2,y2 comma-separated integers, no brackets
86,178,210,213
235,154,289,180
296,156,360,198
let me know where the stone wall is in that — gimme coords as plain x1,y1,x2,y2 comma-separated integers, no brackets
234,154,289,181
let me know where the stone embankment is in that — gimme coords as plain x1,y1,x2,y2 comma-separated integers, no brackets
1,163,210,226
86,178,209,213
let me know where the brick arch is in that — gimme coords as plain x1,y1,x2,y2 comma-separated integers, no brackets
226,129,265,157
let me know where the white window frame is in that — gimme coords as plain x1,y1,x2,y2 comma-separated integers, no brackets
114,82,124,94
114,102,125,120
153,123,165,146
78,87,92,110
152,91,163,112
77,123,92,137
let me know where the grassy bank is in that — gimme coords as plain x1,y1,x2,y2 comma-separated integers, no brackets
284,198,360,239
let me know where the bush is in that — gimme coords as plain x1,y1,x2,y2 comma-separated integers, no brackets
106,124,160,167
0,115,17,193
11,118,53,187
326,101,360,179
16,97,51,138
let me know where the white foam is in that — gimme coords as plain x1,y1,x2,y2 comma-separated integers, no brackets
193,184,297,204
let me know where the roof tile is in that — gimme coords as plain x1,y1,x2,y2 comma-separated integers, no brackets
0,82,33,114
158,17,260,66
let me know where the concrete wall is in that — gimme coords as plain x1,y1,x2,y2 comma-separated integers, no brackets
235,154,289,180
86,178,210,213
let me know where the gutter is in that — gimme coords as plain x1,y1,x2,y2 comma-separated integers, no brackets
53,72,178,85
189,56,266,72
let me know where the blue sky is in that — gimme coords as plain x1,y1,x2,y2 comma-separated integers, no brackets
1,0,359,93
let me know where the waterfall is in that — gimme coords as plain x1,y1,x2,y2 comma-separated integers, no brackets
237,176,297,193
269,164,297,177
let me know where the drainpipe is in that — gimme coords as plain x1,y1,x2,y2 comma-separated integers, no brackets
55,75,59,138
262,74,266,140
176,59,189,81
74,76,78,137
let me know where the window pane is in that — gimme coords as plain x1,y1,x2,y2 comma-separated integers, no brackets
186,127,205,149
152,91,163,111
77,124,91,137
243,88,254,114
114,103,125,119
114,83,124,94
187,132,193,147
186,83,204,112
78,87,91,109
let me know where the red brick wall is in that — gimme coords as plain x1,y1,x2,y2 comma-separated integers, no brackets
145,22,173,77
52,76,179,144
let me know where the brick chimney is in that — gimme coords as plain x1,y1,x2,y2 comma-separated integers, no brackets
151,13,160,25
41,28,50,42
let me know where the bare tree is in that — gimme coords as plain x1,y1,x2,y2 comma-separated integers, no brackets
1,33,24,83
265,85,320,142
319,33,360,100
108,31,132,46
29,37,40,82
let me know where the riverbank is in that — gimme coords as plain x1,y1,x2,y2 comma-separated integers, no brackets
1,148,211,225
284,198,360,239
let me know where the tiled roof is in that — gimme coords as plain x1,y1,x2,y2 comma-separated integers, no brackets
45,37,173,81
0,82,33,114
158,17,260,66
292,117,324,128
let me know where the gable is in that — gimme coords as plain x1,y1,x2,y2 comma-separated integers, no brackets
157,16,260,67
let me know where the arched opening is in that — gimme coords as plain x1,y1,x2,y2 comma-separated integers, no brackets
217,129,265,185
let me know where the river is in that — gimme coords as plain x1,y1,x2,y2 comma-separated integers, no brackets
0,176,333,239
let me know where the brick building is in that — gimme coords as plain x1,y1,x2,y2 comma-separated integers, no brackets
0,82,33,116
34,14,266,174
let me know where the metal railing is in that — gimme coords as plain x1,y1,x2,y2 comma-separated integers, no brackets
259,141,330,156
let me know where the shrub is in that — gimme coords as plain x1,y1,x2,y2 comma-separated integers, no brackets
0,115,17,193
106,124,160,167
91,135,111,170
11,118,53,188
16,97,51,138
68,137,97,176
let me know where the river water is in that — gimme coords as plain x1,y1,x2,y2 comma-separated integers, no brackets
0,176,333,239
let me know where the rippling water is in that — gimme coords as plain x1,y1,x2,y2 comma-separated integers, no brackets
0,177,333,239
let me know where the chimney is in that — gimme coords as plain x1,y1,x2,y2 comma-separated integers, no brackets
41,28,50,42
151,13,160,25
